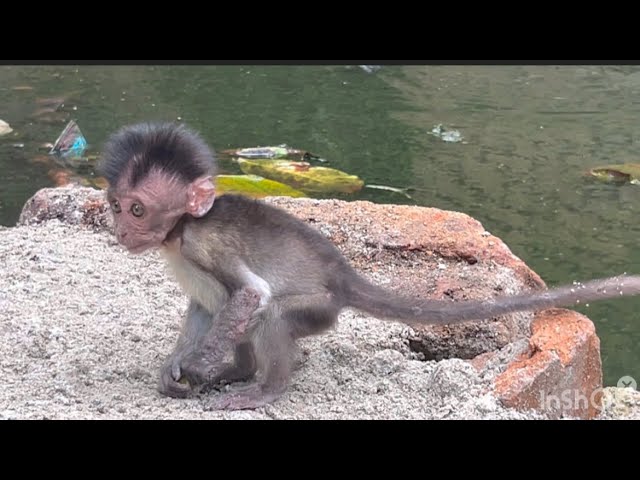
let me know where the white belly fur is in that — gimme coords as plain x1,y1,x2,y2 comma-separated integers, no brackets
161,249,272,310
161,249,228,314
238,264,272,306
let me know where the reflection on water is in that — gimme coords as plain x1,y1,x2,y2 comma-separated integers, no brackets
1,64,639,385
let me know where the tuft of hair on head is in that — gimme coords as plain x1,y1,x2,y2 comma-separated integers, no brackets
97,122,217,189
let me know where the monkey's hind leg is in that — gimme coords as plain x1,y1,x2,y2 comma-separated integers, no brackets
205,293,339,411
214,341,257,384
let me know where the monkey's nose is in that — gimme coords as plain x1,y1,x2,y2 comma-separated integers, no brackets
117,231,128,241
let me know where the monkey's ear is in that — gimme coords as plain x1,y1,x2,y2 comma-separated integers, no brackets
187,176,216,217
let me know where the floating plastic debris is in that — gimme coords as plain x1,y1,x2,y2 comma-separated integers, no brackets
216,174,307,199
49,120,87,158
0,119,13,136
429,124,464,143
359,65,382,74
587,163,640,185
364,184,413,199
237,158,364,194
222,145,324,162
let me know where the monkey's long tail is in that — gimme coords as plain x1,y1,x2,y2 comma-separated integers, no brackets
341,272,640,324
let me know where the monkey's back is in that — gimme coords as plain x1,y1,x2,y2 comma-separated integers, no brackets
182,194,354,297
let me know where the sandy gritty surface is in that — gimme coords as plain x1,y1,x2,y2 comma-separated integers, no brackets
0,221,636,419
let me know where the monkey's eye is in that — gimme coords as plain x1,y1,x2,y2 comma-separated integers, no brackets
111,200,122,213
131,203,145,217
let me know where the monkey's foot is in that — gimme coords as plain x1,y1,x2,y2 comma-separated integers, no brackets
180,352,234,386
204,384,284,411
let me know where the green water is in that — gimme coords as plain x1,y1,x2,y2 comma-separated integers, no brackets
1,65,639,387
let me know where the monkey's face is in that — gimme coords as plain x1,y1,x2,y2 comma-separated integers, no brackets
106,173,189,254
106,171,216,254
107,192,186,254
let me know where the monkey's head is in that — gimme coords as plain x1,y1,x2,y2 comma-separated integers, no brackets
98,122,217,254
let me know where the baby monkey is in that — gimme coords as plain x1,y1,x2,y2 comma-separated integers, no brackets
98,121,640,410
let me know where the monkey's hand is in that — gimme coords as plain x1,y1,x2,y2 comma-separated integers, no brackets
180,287,261,387
158,350,196,399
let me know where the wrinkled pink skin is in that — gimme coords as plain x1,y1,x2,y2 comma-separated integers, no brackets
106,169,215,254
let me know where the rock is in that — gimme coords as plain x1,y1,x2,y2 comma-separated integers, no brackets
428,360,480,399
599,387,640,419
367,349,405,376
493,308,602,419
18,185,113,232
